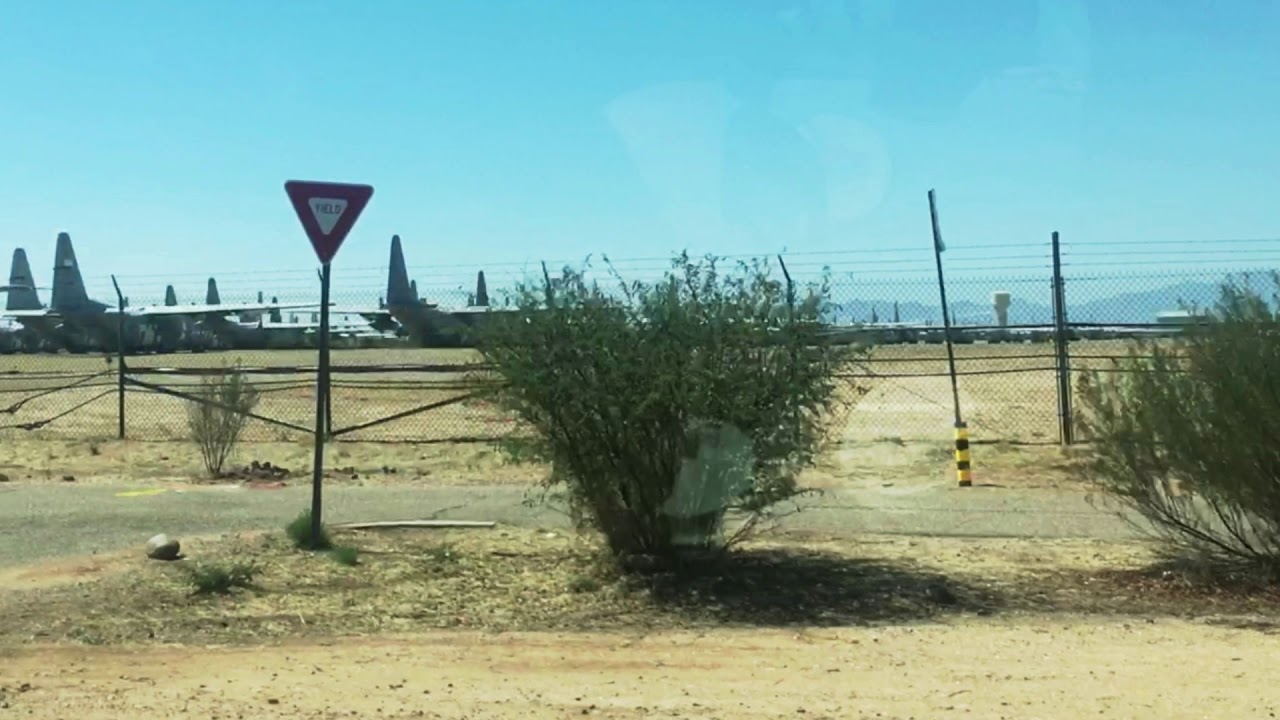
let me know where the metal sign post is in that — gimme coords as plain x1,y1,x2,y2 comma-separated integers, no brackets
284,180,374,546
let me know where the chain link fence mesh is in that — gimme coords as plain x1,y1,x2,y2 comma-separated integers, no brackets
0,254,1273,447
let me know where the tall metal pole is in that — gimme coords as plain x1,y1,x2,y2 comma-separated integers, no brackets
309,262,332,548
928,190,963,426
1050,231,1074,445
929,190,972,487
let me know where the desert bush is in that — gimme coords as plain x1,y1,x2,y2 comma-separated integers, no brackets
185,560,260,595
330,545,360,566
475,252,864,565
286,508,333,550
186,361,260,477
1077,275,1280,568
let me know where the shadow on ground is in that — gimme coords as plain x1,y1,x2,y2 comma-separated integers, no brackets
635,547,1004,626
1052,555,1280,625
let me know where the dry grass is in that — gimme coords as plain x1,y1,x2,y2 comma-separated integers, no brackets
0,340,1112,489
805,437,1091,489
0,348,495,443
839,339,1145,445
0,341,1145,446
0,432,1090,490
3,525,1278,648
0,437,542,486
0,341,1126,490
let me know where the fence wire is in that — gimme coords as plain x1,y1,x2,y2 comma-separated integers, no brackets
0,250,1273,446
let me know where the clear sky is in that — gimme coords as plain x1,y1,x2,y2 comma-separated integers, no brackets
2,0,1278,306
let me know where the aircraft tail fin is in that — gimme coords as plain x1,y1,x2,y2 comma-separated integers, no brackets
206,278,221,305
475,270,489,307
386,235,417,306
6,248,43,311
164,285,177,306
50,232,91,311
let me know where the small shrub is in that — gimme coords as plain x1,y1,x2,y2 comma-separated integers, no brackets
568,574,602,593
186,362,261,477
330,545,360,566
475,252,863,566
186,560,259,595
1077,274,1280,568
285,509,333,551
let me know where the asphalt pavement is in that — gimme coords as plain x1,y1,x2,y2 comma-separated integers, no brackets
0,481,1151,569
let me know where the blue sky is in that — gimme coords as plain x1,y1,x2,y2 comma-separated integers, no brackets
2,0,1278,306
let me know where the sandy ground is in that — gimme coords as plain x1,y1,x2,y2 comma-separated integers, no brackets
1,620,1273,719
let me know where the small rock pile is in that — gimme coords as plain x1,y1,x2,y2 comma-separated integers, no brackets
222,460,291,482
326,465,399,481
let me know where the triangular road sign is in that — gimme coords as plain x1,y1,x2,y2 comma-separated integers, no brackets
284,180,374,264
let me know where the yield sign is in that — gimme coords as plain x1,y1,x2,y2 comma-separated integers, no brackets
284,180,374,264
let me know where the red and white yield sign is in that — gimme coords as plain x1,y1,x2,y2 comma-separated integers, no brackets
284,180,374,264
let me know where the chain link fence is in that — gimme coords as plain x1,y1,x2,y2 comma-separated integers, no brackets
0,246,1274,447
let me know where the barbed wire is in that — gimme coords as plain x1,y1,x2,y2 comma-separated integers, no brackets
68,239,1277,307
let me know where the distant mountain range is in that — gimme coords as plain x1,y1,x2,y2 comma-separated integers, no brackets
826,276,1269,326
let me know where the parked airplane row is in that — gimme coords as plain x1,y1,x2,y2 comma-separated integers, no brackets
0,232,500,355
10,231,1164,357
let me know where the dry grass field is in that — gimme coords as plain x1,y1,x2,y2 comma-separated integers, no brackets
0,348,499,443
0,340,1142,441
0,341,1137,488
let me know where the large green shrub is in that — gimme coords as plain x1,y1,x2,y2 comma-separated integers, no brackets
1077,275,1280,567
475,252,863,564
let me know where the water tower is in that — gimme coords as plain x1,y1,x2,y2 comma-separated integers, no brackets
992,291,1012,328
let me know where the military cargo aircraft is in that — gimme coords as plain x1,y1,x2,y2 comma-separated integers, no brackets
350,234,509,347
199,277,391,348
1,232,316,354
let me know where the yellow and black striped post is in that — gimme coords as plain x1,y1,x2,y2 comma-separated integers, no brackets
954,422,972,487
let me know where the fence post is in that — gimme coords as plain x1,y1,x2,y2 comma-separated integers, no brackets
110,275,127,440
1050,232,1074,445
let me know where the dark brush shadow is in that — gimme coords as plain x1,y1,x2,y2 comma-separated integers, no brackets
632,547,1006,627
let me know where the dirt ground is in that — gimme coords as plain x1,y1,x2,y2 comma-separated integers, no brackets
1,620,1274,719
2,528,1278,718
1,480,1275,719
0,437,545,486
5,525,1278,645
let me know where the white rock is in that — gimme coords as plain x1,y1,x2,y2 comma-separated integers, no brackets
146,533,181,561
